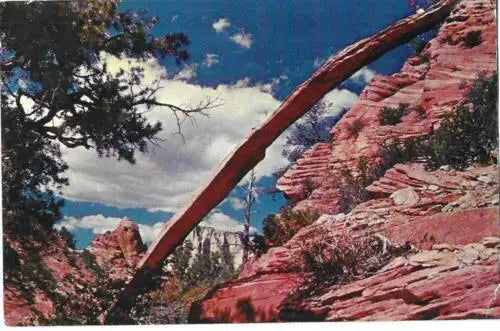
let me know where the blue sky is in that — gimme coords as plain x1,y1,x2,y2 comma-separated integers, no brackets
56,0,429,249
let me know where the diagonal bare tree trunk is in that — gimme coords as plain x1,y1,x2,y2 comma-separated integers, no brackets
103,0,458,323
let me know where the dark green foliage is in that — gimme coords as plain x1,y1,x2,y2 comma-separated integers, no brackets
301,177,316,199
441,35,459,45
281,101,337,163
186,250,223,288
409,23,440,55
379,103,408,126
263,214,280,245
338,156,395,214
59,226,76,249
3,241,20,272
347,118,364,136
463,30,482,48
380,73,498,170
262,207,319,247
81,249,107,280
134,236,239,324
0,1,213,233
168,240,193,281
248,234,268,257
220,236,236,279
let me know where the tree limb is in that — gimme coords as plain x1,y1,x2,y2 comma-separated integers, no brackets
103,0,458,323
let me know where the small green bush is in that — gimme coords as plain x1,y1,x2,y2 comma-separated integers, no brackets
338,157,381,213
263,207,320,247
59,226,76,249
379,72,498,170
347,118,363,136
463,30,482,48
379,103,408,126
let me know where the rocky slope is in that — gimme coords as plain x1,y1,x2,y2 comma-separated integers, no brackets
89,218,147,280
3,232,100,325
3,218,243,325
277,0,497,214
193,0,499,322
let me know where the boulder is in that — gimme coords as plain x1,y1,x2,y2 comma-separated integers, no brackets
390,187,420,206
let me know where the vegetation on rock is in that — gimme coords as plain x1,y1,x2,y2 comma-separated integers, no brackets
379,103,408,126
299,233,413,290
263,207,320,247
380,72,498,170
463,30,482,48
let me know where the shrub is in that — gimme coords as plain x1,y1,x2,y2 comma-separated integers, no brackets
248,234,268,257
300,233,413,289
281,101,338,163
379,72,498,170
347,118,364,136
338,157,380,213
463,30,482,48
441,35,459,45
301,177,316,199
379,103,408,126
262,207,320,247
59,226,76,249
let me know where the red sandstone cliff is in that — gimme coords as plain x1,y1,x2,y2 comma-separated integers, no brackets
277,0,497,214
3,218,146,325
193,0,499,322
88,218,146,280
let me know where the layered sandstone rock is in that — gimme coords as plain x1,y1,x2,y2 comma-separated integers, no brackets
3,234,98,325
277,0,497,214
89,218,146,280
3,217,245,325
279,240,500,321
194,163,499,322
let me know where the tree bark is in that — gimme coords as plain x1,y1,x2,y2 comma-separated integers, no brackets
103,0,458,323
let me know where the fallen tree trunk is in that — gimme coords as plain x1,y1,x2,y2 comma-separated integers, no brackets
104,0,458,323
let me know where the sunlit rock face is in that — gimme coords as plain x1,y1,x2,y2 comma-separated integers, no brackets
194,0,499,322
89,218,147,280
88,219,244,280
277,0,497,214
3,218,244,325
185,225,244,267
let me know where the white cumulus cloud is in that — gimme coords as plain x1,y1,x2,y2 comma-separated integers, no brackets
230,32,253,49
55,214,122,235
55,210,253,245
55,214,165,244
349,66,376,84
173,63,198,81
212,18,231,33
59,55,358,214
200,211,257,233
228,197,246,210
203,53,220,68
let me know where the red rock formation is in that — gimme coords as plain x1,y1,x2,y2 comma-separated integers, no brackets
194,1,498,322
280,242,500,321
89,218,146,280
195,161,500,322
3,218,147,325
277,0,497,214
3,234,97,325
